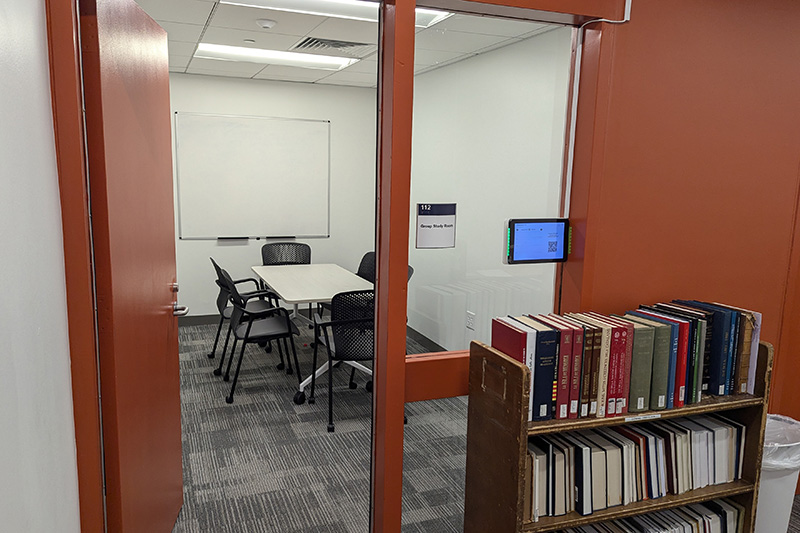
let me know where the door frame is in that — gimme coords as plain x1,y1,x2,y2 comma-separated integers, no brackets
47,0,625,531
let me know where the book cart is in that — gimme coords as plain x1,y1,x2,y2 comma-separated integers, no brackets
463,340,774,533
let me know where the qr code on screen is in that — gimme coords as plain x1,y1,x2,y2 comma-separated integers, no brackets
547,241,558,252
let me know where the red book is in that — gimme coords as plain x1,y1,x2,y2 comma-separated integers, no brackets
533,315,573,419
552,315,587,418
491,318,527,364
635,309,690,408
589,312,633,415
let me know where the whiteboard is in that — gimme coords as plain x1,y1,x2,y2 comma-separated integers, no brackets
175,112,330,239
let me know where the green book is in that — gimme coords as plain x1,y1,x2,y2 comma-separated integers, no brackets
623,313,671,410
613,316,655,412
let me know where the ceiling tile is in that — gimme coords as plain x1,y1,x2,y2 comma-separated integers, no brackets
187,57,266,75
316,70,376,84
135,0,214,25
168,41,198,57
413,48,466,67
415,28,508,54
433,14,548,38
158,21,205,43
185,69,256,79
169,55,193,69
253,65,331,82
201,26,302,50
307,18,378,45
342,58,376,75
210,4,325,36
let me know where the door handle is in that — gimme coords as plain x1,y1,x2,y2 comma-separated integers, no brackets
173,302,189,316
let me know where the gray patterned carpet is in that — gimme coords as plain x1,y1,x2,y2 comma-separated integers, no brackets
172,322,466,533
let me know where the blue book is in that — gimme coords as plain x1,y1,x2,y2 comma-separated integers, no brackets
627,311,679,409
512,316,559,421
677,301,736,395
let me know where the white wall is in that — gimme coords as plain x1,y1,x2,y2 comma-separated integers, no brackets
0,2,81,531
169,74,377,315
408,27,573,350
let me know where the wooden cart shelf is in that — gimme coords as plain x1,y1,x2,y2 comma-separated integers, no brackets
464,340,774,533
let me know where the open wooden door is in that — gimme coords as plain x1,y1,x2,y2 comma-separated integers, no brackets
79,0,183,530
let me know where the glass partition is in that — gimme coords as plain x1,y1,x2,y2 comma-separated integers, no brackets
402,11,574,530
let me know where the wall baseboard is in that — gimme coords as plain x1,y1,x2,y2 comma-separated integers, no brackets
179,314,219,327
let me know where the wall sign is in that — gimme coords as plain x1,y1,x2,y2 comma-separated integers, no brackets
416,203,456,249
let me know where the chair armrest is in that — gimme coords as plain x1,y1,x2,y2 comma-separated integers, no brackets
240,289,279,305
233,277,261,290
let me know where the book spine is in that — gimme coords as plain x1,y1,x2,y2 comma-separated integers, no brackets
555,328,571,419
597,329,611,419
532,332,558,421
606,327,622,417
673,323,688,408
736,315,754,394
578,327,592,417
589,329,601,417
728,313,742,394
619,325,632,415
628,328,654,412
569,327,583,419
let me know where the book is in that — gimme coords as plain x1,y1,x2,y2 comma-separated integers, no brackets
532,315,574,419
511,316,559,421
588,312,633,415
635,308,690,408
711,303,759,394
527,441,547,522
651,303,707,404
568,313,613,418
623,313,671,410
674,300,735,396
529,436,554,516
612,315,655,413
492,317,536,420
560,432,593,515
548,314,586,419
626,311,679,409
558,314,597,417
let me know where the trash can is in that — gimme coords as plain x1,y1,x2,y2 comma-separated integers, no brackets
755,414,800,533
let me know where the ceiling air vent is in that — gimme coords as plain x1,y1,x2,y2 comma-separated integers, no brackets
291,37,377,59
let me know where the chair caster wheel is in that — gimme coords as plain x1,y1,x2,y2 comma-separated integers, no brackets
293,391,306,405
265,343,272,353
276,362,285,371
213,368,221,376
207,352,215,359
286,367,294,375
225,396,233,404
366,381,373,393
258,342,267,347
349,382,358,390
308,397,315,404
308,323,314,329
404,415,408,425
223,375,230,382
327,424,335,433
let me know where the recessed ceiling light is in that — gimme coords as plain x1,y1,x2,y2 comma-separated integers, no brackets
220,0,452,28
194,43,359,70
256,18,277,29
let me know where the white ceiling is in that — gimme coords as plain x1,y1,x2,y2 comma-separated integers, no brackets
134,0,554,87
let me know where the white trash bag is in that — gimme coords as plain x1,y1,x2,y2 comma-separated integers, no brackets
755,414,800,533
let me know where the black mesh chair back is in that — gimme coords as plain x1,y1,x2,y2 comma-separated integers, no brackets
210,257,232,314
355,251,414,283
356,251,376,282
328,290,375,362
261,242,311,266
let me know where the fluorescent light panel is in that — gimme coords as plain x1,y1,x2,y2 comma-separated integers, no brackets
194,43,359,70
220,0,452,28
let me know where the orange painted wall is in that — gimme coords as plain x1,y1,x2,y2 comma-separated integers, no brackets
563,0,800,418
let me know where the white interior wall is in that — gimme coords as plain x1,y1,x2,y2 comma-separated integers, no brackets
0,2,81,531
408,27,573,350
169,74,377,315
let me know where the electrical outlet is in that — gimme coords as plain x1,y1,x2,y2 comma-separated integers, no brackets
466,311,476,330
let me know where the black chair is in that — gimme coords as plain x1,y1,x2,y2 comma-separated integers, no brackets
207,258,274,362
310,289,374,432
261,242,311,266
216,267,302,404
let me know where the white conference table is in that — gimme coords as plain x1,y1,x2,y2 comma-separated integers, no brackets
251,263,373,404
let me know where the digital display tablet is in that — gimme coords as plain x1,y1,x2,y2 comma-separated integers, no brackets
507,218,569,264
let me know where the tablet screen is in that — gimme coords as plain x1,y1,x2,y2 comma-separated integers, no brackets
507,218,569,263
